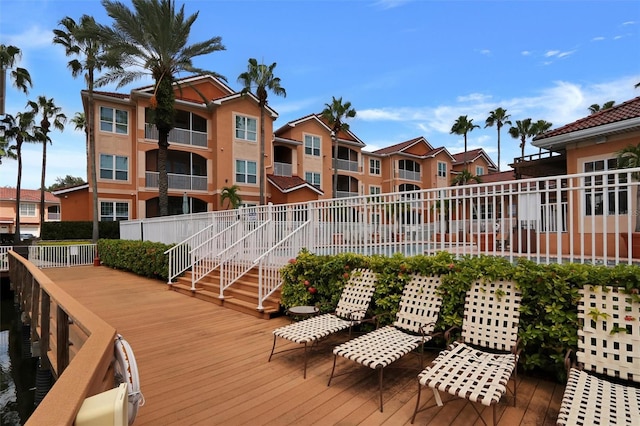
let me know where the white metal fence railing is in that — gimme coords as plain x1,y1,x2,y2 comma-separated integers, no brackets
121,167,640,311
28,244,97,268
0,246,11,271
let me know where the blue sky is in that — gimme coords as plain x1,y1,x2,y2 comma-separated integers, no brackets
1,0,639,189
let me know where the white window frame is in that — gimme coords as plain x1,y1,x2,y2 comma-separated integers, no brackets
99,106,128,134
476,166,485,176
235,114,257,142
437,161,447,178
100,201,129,221
584,158,628,216
20,203,36,217
304,134,321,157
369,159,381,175
100,154,129,181
369,185,381,195
235,159,257,184
304,171,321,187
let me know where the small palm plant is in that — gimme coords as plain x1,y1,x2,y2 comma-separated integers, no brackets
617,143,640,233
220,185,242,210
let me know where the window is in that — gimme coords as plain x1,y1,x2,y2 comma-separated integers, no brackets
305,172,321,188
437,162,447,178
584,159,628,216
369,186,381,195
369,159,381,175
476,166,485,176
20,203,36,217
100,154,128,181
100,201,128,221
399,159,420,173
235,115,257,141
236,160,257,184
304,135,321,156
100,106,128,134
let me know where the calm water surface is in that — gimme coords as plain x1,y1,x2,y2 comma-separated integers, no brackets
1,279,37,426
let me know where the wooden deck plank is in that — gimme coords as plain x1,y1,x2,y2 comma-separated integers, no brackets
43,266,565,426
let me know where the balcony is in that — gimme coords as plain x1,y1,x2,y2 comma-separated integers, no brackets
47,212,61,221
145,171,207,191
336,190,359,198
398,169,421,181
333,158,359,172
145,124,207,147
273,162,292,177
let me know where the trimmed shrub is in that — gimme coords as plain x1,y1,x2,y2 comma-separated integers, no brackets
41,221,120,240
97,239,172,281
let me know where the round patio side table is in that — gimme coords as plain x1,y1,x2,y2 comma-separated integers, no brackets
287,305,319,322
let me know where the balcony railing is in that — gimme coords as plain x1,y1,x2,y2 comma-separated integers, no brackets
47,212,61,221
337,190,359,198
333,158,359,172
398,169,421,181
273,162,292,177
145,171,207,191
145,123,207,147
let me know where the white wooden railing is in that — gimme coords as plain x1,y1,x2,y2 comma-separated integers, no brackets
122,167,640,311
28,244,97,268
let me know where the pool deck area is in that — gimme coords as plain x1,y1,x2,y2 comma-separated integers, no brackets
43,265,564,425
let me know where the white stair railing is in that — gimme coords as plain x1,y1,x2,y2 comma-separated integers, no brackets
254,221,310,311
189,221,242,290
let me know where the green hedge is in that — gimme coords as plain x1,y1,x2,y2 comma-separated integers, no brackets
280,249,640,382
97,239,172,281
41,221,120,240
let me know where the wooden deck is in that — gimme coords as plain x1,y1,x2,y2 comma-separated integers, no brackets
43,266,564,426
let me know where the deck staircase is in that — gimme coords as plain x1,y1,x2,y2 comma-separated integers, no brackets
169,266,282,320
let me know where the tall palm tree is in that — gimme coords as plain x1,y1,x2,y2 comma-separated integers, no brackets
508,118,534,160
238,58,286,205
27,96,66,228
617,143,640,232
450,115,479,172
54,15,107,242
0,45,33,114
1,111,37,243
588,101,615,114
98,0,225,216
321,96,356,198
485,108,511,172
531,119,553,154
220,185,242,210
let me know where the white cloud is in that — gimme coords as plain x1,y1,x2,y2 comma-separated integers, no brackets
592,36,605,41
557,50,576,58
479,49,491,56
521,51,532,56
373,0,411,10
622,21,636,26
545,50,560,57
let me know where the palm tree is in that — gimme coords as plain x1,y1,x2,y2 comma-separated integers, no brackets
588,101,615,114
28,96,66,228
220,185,242,210
531,119,553,154
98,0,225,216
1,111,37,243
321,96,356,198
0,45,32,112
238,58,286,205
508,118,534,160
617,143,640,232
450,115,479,172
54,15,107,243
451,169,482,186
485,108,511,172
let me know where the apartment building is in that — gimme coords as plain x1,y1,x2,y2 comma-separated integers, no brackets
0,187,61,238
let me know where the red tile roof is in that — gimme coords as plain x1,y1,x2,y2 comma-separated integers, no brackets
0,187,59,203
372,137,434,155
477,170,517,183
267,175,324,195
535,96,640,141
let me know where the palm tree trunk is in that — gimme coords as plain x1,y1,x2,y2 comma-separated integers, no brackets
635,187,640,232
88,72,99,242
332,132,338,198
158,134,169,216
14,144,22,244
259,104,265,205
497,128,501,172
40,140,47,228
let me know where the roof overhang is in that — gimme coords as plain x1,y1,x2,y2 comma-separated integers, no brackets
533,118,640,150
51,184,89,196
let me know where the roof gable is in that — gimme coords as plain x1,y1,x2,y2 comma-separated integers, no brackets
372,137,434,156
0,187,60,203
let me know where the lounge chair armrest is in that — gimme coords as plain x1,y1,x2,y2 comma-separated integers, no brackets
564,348,576,374
444,325,460,343
371,312,395,328
511,337,523,356
418,322,441,339
346,308,369,321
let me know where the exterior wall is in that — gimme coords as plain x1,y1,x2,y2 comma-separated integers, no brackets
0,191,61,236
59,189,91,221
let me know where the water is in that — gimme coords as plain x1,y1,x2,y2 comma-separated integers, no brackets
1,278,37,426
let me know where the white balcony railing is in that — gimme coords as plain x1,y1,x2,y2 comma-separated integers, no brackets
47,212,61,221
337,190,359,198
145,123,207,147
398,169,421,181
333,158,359,172
145,171,207,191
273,162,292,176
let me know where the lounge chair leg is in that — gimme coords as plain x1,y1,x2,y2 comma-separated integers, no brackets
328,355,338,386
411,381,422,424
303,342,308,379
268,335,277,362
378,368,384,412
493,404,497,426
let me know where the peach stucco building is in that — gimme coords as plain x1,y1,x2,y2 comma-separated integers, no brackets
0,188,60,237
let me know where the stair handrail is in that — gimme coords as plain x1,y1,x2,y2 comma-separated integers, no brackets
189,221,242,290
165,220,238,284
253,221,311,311
219,220,272,300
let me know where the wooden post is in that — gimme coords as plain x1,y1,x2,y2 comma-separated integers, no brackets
31,280,40,346
40,293,51,371
56,305,69,377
